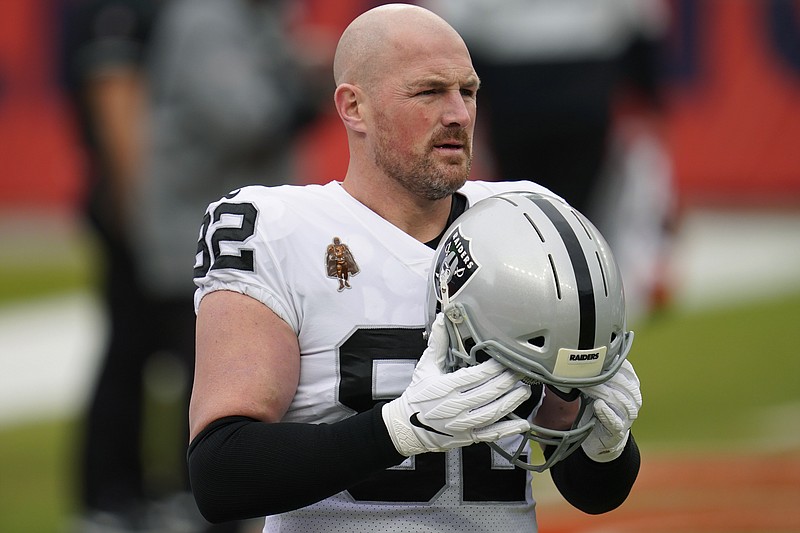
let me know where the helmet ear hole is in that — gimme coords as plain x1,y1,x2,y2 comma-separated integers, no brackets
528,336,546,348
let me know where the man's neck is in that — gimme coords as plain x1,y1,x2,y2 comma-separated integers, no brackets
341,175,453,243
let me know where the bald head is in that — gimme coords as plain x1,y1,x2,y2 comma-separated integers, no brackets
333,4,468,87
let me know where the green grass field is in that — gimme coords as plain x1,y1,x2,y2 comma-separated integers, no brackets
1,229,799,532
632,293,800,451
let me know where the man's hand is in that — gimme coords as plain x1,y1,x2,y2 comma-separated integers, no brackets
382,314,532,457
579,359,642,462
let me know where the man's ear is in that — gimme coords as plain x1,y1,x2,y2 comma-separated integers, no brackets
334,83,367,134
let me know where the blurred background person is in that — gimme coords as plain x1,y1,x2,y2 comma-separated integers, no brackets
60,0,166,530
423,0,675,323
61,0,328,530
133,0,328,301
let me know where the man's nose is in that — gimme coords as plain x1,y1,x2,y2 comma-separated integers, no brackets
441,91,473,128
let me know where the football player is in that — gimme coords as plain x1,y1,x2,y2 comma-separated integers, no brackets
188,4,641,532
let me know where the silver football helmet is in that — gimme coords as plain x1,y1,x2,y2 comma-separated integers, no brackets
427,191,634,471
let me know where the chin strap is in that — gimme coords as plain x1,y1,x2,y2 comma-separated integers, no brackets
438,267,468,370
546,384,581,402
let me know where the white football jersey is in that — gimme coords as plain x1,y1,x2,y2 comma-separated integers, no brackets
194,180,555,533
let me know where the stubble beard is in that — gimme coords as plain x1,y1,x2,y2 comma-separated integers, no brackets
373,126,472,201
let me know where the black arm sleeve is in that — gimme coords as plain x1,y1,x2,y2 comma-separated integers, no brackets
546,433,641,515
187,406,405,523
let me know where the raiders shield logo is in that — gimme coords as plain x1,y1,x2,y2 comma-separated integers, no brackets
433,225,480,303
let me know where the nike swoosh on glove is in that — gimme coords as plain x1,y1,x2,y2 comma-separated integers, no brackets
382,313,532,457
579,359,642,462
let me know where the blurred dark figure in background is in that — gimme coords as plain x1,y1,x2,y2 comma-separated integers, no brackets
423,0,668,212
133,0,328,300
60,0,169,530
61,0,327,530
423,0,675,322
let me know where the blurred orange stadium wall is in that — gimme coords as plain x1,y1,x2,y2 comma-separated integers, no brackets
0,0,798,212
0,0,86,211
662,0,800,208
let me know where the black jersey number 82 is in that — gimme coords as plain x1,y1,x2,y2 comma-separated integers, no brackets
194,201,258,278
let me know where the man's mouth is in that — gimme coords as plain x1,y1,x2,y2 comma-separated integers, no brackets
431,130,470,157
434,142,464,150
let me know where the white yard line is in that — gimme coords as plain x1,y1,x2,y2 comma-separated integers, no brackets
668,209,800,310
0,291,105,425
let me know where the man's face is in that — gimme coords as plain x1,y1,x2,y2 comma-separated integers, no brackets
367,39,479,200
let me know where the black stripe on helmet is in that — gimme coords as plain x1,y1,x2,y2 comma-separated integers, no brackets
528,196,596,350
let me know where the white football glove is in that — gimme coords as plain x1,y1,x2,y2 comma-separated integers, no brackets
579,359,642,463
382,314,532,457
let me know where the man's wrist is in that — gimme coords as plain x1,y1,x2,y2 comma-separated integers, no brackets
382,400,426,456
581,429,630,463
